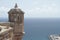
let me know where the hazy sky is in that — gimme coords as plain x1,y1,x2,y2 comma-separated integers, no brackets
0,0,60,18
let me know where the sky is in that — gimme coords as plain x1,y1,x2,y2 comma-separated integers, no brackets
0,0,60,18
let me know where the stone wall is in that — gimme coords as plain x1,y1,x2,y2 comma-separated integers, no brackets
0,22,10,26
0,25,13,40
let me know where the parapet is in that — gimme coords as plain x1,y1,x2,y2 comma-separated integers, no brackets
0,22,10,26
0,25,13,40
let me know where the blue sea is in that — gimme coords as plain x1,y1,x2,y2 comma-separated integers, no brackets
0,18,60,40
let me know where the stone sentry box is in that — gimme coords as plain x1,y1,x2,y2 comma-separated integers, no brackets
8,3,25,40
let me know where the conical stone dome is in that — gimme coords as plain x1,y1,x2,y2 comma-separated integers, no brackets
8,3,24,14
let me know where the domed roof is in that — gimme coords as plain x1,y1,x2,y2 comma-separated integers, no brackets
8,3,24,14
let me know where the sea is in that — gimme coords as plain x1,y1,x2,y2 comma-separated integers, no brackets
0,18,60,40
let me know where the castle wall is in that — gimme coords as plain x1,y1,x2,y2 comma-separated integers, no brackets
0,22,10,26
0,25,13,40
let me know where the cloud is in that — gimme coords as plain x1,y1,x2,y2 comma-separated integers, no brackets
0,6,10,12
0,6,10,18
0,0,59,18
33,1,39,5
24,3,60,18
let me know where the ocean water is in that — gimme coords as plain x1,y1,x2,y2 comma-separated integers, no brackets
0,18,60,40
23,18,60,40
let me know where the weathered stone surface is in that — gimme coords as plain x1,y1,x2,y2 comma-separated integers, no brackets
0,3,24,40
8,3,24,40
0,25,13,40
